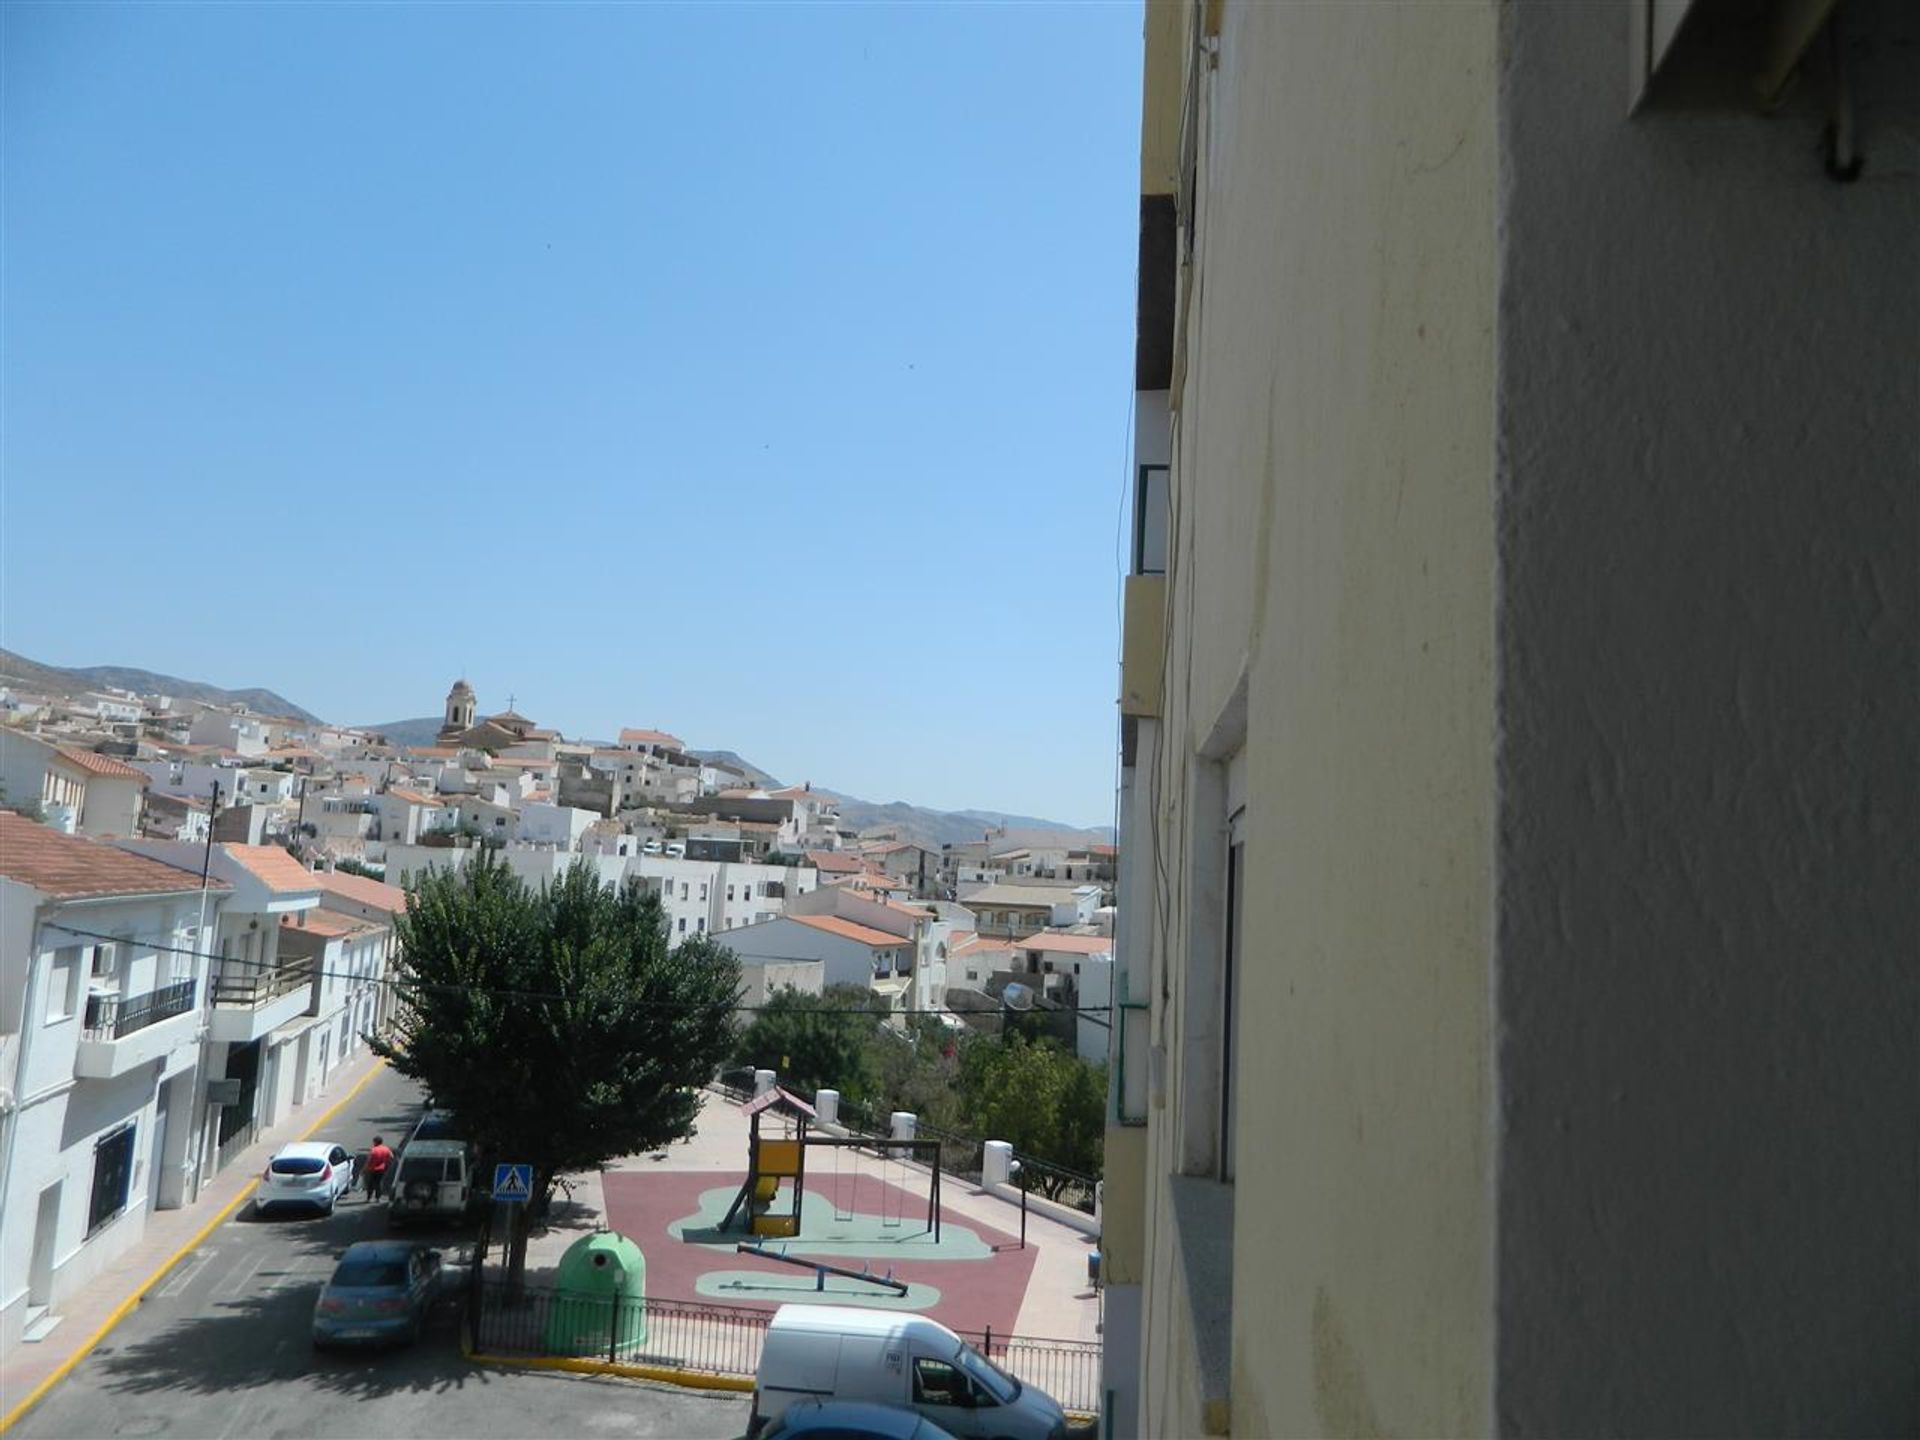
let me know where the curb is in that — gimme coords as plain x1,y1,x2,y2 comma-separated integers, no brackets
459,1328,755,1394
0,1058,390,1435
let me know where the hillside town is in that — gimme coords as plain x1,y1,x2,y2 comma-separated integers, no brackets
0,673,1117,1362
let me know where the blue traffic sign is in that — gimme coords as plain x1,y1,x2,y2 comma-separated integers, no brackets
493,1163,533,1203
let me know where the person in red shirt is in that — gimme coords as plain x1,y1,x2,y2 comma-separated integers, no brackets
363,1136,394,1203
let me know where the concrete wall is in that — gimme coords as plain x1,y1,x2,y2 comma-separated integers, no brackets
1492,3,1920,1432
1135,2,1500,1435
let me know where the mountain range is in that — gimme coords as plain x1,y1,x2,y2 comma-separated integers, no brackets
0,648,319,723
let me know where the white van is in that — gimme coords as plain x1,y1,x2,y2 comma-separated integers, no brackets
749,1305,1069,1440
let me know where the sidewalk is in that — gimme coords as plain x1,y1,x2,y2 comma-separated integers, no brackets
0,1047,388,1428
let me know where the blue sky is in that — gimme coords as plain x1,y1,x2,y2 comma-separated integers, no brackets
1,2,1138,829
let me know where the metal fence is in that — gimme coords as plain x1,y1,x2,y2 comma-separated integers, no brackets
83,979,196,1041
469,1277,1102,1413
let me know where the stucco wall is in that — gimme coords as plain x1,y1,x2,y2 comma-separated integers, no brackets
1493,3,1920,1433
1142,2,1500,1434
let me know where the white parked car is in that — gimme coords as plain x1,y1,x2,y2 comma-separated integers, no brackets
258,1141,356,1216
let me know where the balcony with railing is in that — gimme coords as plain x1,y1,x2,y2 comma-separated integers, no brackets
209,955,316,1043
75,978,199,1079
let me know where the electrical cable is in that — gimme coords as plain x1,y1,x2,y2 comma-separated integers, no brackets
41,920,1117,1019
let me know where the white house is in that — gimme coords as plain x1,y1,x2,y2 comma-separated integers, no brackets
114,841,324,1176
0,731,148,838
0,815,231,1353
514,801,595,850
1014,932,1115,1063
787,886,954,1012
187,710,269,757
716,914,914,1011
378,787,451,847
959,882,1101,938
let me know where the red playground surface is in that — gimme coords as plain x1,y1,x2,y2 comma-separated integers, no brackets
601,1169,1040,1338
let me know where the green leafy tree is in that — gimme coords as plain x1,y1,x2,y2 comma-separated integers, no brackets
373,854,740,1288
959,1035,1107,1198
731,984,882,1102
333,857,383,881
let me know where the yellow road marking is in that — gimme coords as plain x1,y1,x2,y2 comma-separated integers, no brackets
0,1058,390,1434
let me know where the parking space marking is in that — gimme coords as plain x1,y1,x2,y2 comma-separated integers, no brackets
209,1251,265,1301
155,1248,217,1300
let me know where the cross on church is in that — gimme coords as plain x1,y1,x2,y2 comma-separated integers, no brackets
507,693,516,711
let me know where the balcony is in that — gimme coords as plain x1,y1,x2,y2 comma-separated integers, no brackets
76,979,199,1079
209,958,316,1043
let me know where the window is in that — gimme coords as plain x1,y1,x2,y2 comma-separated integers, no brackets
726,885,735,902
680,883,689,900
677,918,687,934
90,943,118,978
697,918,706,933
88,1123,137,1233
46,948,80,1022
700,883,708,901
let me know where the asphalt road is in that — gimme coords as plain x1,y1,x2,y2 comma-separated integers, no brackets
13,1064,749,1440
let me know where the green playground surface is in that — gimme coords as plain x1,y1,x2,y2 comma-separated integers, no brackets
668,1185,998,1261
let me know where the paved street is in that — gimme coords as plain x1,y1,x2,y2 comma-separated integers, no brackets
11,1064,748,1440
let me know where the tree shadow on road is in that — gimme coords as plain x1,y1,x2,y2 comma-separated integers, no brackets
90,1215,480,1403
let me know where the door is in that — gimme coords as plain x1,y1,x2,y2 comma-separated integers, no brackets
910,1355,984,1437
149,1085,171,1212
327,1146,353,1202
28,1183,62,1309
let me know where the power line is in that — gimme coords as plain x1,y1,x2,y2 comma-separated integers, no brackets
41,921,1117,1019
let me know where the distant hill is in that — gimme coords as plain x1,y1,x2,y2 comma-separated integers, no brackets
361,716,447,748
684,749,1108,848
0,648,319,723
827,796,1111,851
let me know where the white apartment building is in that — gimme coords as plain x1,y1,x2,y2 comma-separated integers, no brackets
515,801,596,850
0,815,230,1353
0,732,148,839
632,854,819,942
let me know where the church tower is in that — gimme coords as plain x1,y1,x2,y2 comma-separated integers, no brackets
440,678,476,740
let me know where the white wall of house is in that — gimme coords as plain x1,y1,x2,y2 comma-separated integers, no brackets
736,958,825,1009
0,885,222,1356
515,802,594,850
715,916,907,995
187,712,268,757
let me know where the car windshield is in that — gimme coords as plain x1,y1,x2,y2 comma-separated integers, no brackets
330,1260,407,1289
270,1156,326,1175
400,1157,451,1183
953,1343,1019,1404
414,1114,457,1140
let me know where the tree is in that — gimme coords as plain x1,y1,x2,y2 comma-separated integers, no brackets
731,984,882,1102
373,854,740,1288
333,857,383,881
959,1035,1107,1198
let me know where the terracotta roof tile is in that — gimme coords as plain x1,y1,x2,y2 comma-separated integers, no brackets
386,788,443,807
55,747,149,781
281,910,379,939
313,868,408,914
0,812,224,899
1021,932,1112,954
805,850,868,874
618,728,684,747
224,844,322,895
789,914,907,949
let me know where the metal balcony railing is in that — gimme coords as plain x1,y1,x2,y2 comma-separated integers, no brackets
83,979,197,1041
211,957,315,1008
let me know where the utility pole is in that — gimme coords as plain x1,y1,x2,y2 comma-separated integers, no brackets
189,780,222,1201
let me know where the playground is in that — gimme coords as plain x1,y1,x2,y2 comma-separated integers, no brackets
592,1086,1095,1340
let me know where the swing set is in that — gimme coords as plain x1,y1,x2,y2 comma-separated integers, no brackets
721,1086,944,1243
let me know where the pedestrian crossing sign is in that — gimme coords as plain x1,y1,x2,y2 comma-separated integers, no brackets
493,1163,533,1203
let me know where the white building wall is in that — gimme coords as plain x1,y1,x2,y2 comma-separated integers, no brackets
0,889,220,1356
